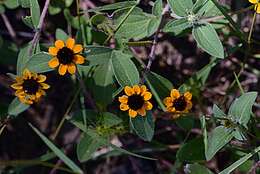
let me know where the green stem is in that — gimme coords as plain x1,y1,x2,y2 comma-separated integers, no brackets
248,11,257,44
52,88,81,140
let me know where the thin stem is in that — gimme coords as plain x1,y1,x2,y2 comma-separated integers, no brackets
51,88,81,140
0,13,17,42
140,4,169,83
0,124,6,136
202,5,254,23
248,11,257,44
28,0,51,56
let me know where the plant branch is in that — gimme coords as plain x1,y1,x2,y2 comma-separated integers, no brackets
0,13,17,42
141,4,169,82
28,0,51,56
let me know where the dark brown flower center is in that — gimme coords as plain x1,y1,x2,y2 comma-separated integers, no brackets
127,94,144,110
22,79,39,95
57,47,74,64
173,96,187,111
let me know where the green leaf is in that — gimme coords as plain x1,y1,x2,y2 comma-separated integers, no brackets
55,28,69,41
86,129,156,160
192,23,224,58
208,0,244,41
111,50,139,86
196,0,221,17
22,16,34,29
4,0,19,9
17,45,30,75
18,0,30,8
29,124,83,174
8,98,30,116
177,138,205,162
152,0,163,17
77,133,103,162
88,1,137,12
30,0,40,28
219,145,260,174
145,72,173,111
69,109,98,131
130,112,154,142
93,62,115,106
213,104,226,118
163,18,191,35
86,46,112,66
167,0,193,17
24,52,53,73
206,126,233,161
185,163,214,174
101,112,122,128
228,92,257,126
114,7,160,40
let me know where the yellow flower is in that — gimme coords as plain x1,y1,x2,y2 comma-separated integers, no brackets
119,85,153,118
48,38,85,76
163,89,192,117
249,0,260,13
11,69,50,105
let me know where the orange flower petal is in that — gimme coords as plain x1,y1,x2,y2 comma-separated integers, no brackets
55,40,65,49
137,108,146,116
140,85,147,94
48,47,58,56
23,69,32,79
249,0,258,4
184,92,192,101
143,92,152,101
170,89,180,99
58,64,68,76
256,3,260,13
119,95,128,104
41,83,50,89
133,85,141,94
129,109,137,118
37,75,46,83
124,86,134,96
11,83,22,90
48,58,59,68
144,101,153,110
73,55,85,64
120,103,129,111
73,44,83,53
66,38,75,49
163,97,173,106
68,64,76,74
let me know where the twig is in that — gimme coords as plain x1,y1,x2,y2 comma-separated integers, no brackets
140,4,170,83
0,13,17,42
51,88,81,140
28,0,51,56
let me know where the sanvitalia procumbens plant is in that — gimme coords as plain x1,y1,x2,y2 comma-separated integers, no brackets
0,0,258,173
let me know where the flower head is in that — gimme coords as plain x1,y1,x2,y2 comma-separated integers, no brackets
119,85,153,118
11,69,50,105
249,0,260,13
48,38,85,76
163,89,192,117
